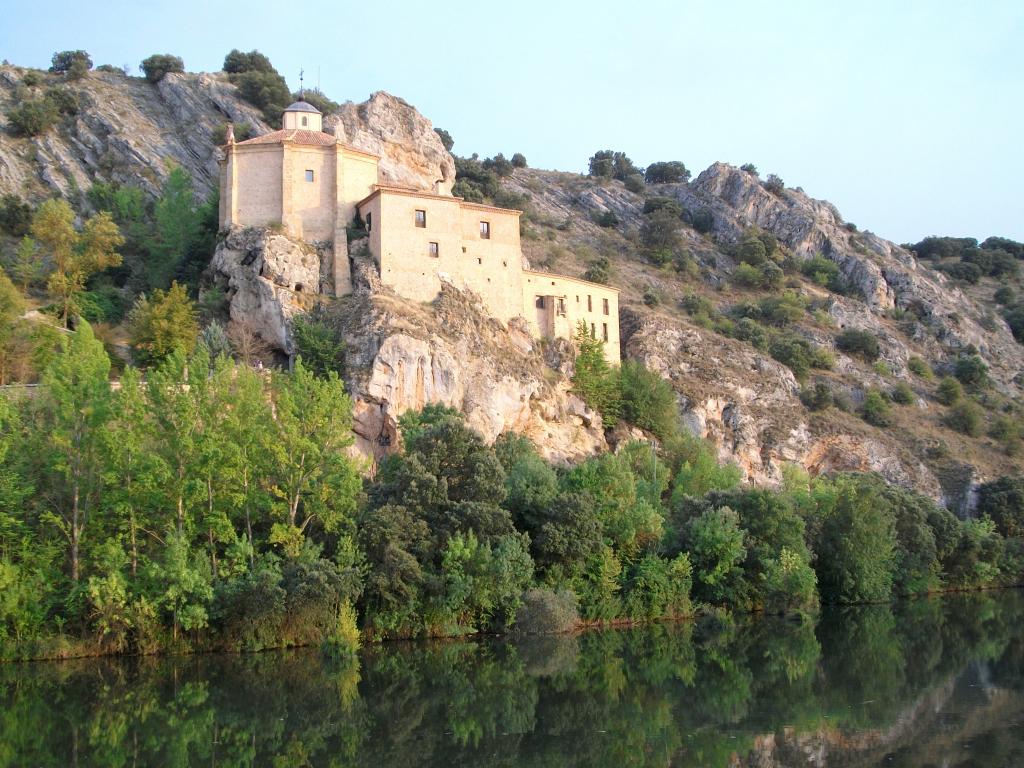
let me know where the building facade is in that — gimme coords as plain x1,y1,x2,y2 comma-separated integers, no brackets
219,102,620,361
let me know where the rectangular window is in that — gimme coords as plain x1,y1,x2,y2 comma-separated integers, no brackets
480,221,491,239
428,241,439,257
587,295,592,312
602,323,608,342
304,169,314,182
591,322,596,338
535,296,545,309
365,212,372,231
557,298,566,316
603,298,609,315
301,116,308,127
415,209,427,228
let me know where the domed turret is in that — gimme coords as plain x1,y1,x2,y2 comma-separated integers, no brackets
283,100,322,131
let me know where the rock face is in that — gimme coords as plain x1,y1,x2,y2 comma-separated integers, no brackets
209,227,324,354
328,91,456,195
335,266,606,465
623,310,942,496
0,68,269,202
678,163,1022,392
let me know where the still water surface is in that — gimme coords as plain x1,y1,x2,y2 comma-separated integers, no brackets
2,590,1023,767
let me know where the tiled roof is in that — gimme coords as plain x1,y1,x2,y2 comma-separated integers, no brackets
236,129,338,147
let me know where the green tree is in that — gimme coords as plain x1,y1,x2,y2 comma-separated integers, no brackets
140,54,184,83
267,362,361,553
619,360,678,440
945,400,984,437
50,50,92,78
640,209,682,265
292,311,346,378
31,200,124,327
814,478,896,603
976,476,1024,538
571,320,621,421
861,389,892,427
684,506,747,605
11,237,44,293
152,528,213,642
127,282,199,365
644,161,690,184
0,270,25,386
35,321,113,582
936,375,963,405
147,166,201,289
954,354,988,391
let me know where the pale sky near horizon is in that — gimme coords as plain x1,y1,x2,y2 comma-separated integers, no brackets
1,0,1021,244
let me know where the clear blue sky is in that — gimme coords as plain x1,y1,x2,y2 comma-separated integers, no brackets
3,0,1022,243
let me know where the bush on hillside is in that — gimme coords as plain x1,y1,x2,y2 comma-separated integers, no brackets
140,54,184,83
936,376,963,406
907,356,932,379
434,128,454,152
861,389,892,427
50,50,92,79
890,381,915,405
619,360,677,440
588,150,640,181
954,354,988,390
835,328,880,361
764,174,785,194
945,400,984,437
511,152,527,168
0,194,32,236
644,161,690,184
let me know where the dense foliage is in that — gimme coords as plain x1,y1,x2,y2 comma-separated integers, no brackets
1,318,1021,660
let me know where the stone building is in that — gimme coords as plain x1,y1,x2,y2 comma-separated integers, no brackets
219,101,619,361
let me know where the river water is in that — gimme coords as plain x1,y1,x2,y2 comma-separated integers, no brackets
2,590,1022,767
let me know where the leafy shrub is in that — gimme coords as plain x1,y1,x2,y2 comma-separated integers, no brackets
644,161,690,184
800,255,842,290
0,195,32,236
623,174,646,194
293,310,346,378
571,321,620,421
127,282,199,366
872,361,892,377
769,335,816,380
907,356,932,379
596,210,619,228
513,589,578,634
683,506,747,605
6,99,59,136
588,150,640,181
623,553,692,620
511,152,527,168
994,286,1015,305
140,54,184,83
764,174,785,194
936,376,963,405
954,354,988,390
890,381,915,405
642,289,660,306
945,400,984,436
737,237,768,266
976,476,1024,538
212,561,286,651
222,49,290,126
740,163,759,175
50,50,92,79
941,261,983,283
762,547,818,616
434,128,454,151
583,256,612,285
619,360,677,440
732,317,770,350
835,328,880,361
640,209,682,264
482,153,514,177
800,381,833,410
689,208,714,234
861,389,892,427
642,197,683,216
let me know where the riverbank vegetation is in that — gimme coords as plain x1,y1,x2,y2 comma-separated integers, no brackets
1,322,1023,660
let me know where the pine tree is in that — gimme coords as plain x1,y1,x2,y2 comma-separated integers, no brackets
571,320,621,421
127,281,199,366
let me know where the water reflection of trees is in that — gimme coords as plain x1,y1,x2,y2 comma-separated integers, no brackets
0,591,1021,767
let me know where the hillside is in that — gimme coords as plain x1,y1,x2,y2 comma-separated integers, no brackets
1,59,1021,508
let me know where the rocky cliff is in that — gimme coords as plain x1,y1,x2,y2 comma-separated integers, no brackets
2,62,1020,501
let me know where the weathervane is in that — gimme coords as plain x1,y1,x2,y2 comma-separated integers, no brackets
299,68,304,100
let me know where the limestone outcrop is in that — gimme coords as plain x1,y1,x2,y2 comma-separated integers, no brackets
335,275,606,465
624,310,943,497
328,91,456,195
209,226,323,354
